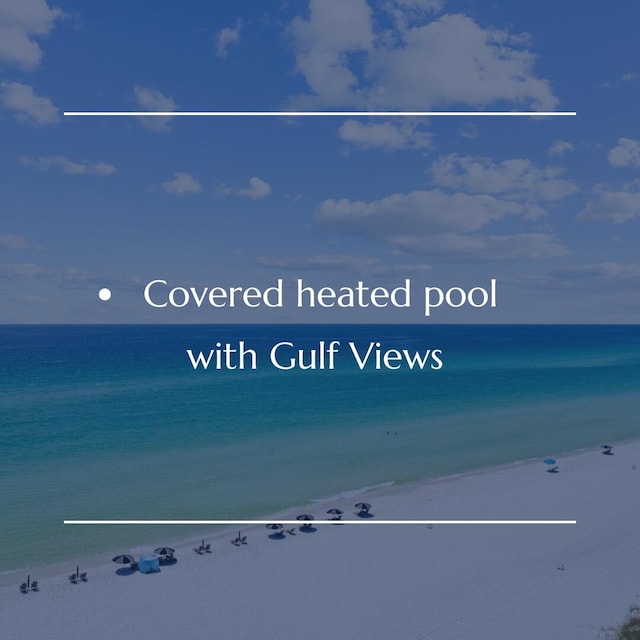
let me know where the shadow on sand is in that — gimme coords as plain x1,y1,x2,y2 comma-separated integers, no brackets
298,526,317,533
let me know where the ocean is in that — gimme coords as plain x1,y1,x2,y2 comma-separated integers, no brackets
1,324,639,575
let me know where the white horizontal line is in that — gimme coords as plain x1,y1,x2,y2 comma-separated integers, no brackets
64,520,577,525
63,111,577,118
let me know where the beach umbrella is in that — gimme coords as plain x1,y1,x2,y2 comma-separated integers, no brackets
112,554,135,565
296,514,315,521
138,554,160,574
327,509,343,515
153,547,175,556
265,523,283,530
355,502,371,511
543,459,556,465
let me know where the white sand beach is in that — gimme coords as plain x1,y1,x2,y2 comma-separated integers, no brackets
3,441,640,640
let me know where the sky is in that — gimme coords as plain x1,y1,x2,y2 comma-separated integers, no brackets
1,0,639,323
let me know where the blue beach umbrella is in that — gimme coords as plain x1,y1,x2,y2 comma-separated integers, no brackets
138,554,160,574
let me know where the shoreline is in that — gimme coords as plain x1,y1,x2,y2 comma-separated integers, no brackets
2,435,634,588
4,437,640,639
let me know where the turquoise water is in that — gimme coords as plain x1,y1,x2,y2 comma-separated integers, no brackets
1,324,639,572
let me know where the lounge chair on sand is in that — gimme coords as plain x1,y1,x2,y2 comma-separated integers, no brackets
80,572,88,581
286,529,296,535
69,574,78,584
230,532,247,545
30,581,39,591
193,546,204,554
20,583,28,594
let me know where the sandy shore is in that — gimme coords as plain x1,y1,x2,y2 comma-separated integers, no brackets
3,441,640,640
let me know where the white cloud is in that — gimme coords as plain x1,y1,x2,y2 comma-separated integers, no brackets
289,0,374,105
257,254,432,276
339,119,432,150
161,172,202,195
608,138,640,168
0,262,141,290
548,140,573,157
0,232,30,250
20,155,116,175
315,189,568,260
0,0,64,69
458,123,478,140
318,190,528,234
577,181,640,223
133,85,178,132
515,263,640,293
289,3,558,110
431,154,578,202
237,177,271,199
258,254,378,271
551,263,640,289
0,81,59,125
215,19,242,58
393,232,568,260
383,0,444,32
600,72,639,89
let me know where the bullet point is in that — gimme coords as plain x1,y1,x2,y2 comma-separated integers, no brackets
98,288,112,301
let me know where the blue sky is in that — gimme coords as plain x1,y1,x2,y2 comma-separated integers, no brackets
1,0,639,322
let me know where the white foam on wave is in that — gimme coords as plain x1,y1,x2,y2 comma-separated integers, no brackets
311,481,395,504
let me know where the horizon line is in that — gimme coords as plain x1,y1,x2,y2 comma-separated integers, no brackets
63,111,577,118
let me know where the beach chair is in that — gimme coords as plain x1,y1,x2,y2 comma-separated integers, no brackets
193,546,204,554
230,537,240,546
69,573,78,584
20,583,28,594
286,528,296,535
240,536,247,545
80,572,88,581
204,544,211,553
30,580,39,591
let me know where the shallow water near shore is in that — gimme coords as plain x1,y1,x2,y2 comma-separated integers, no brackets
1,324,639,573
